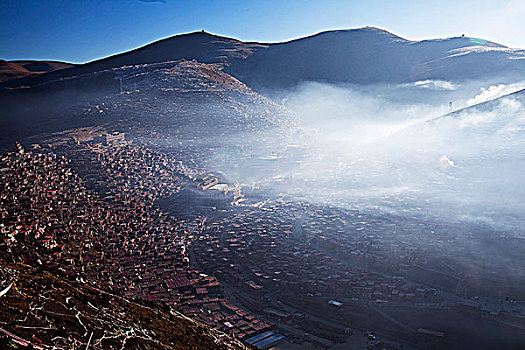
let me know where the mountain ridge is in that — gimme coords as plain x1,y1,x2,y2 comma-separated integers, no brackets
0,59,75,82
2,27,524,89
433,86,525,122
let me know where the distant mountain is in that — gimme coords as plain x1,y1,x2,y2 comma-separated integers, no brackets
0,31,263,88
3,27,525,90
230,27,525,88
2,27,525,150
0,60,29,82
14,60,75,73
0,59,75,82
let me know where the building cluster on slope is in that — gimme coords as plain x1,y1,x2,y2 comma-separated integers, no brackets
2,134,524,349
0,142,272,343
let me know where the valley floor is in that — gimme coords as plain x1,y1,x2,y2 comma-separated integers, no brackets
2,135,525,350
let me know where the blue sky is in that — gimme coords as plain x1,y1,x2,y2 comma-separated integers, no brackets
1,0,524,63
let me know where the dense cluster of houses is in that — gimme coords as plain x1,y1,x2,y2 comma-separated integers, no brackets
0,128,472,349
194,199,442,306
0,142,271,342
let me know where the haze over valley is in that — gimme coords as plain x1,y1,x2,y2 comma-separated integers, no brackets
2,24,525,350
